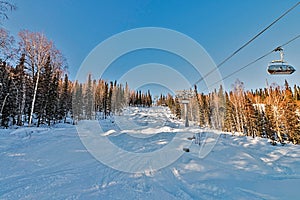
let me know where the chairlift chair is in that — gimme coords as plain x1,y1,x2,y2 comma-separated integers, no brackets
267,47,296,75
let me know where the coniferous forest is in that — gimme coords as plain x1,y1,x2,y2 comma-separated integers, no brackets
2,1,300,199
1,27,300,145
158,80,300,144
0,28,152,128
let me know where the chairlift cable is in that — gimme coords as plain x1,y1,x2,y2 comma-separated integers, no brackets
206,34,300,89
193,2,300,87
280,34,300,48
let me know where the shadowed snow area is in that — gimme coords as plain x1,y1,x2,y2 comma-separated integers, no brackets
0,106,300,199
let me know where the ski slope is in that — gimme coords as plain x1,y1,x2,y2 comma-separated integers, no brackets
1,106,300,200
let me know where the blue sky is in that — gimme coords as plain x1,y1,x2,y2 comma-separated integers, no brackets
3,0,300,93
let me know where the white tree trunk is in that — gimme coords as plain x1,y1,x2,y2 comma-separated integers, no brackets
1,93,9,116
29,69,40,126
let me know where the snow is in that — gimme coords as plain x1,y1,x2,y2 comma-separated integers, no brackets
1,106,300,199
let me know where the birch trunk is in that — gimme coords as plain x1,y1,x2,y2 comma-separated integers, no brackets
29,69,40,126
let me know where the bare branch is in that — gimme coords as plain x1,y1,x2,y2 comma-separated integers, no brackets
0,27,16,61
0,1,16,21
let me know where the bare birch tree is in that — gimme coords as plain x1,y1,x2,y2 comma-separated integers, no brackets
0,28,15,62
0,1,16,22
18,30,64,126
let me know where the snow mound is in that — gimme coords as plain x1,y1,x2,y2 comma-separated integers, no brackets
10,127,50,138
102,129,117,136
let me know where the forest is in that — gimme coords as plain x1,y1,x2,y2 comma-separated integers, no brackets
1,26,300,145
0,0,299,145
158,80,300,144
0,28,152,127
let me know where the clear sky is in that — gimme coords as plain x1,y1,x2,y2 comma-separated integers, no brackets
3,0,300,94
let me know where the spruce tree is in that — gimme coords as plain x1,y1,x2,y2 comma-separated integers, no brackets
282,80,300,143
36,56,52,126
14,54,26,126
59,74,70,122
174,97,181,119
103,82,108,118
85,74,93,120
244,96,256,137
106,82,113,115
0,61,11,127
223,92,235,132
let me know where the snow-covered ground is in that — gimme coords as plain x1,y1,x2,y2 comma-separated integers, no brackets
1,106,300,199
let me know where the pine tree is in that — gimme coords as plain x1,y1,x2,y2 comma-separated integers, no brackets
106,81,113,116
0,61,12,127
35,56,52,126
95,79,106,115
194,85,204,127
282,80,300,144
4,65,19,126
103,82,109,118
264,104,275,138
255,109,264,138
85,74,94,120
14,54,26,126
114,84,124,114
223,92,235,132
146,90,152,107
174,97,181,119
244,96,256,137
202,93,211,128
59,74,70,122
218,85,226,129
124,82,130,106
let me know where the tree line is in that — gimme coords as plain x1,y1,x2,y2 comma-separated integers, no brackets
0,28,152,127
72,74,152,122
161,80,300,144
157,93,181,118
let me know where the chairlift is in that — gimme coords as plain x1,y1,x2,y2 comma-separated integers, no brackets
267,47,296,75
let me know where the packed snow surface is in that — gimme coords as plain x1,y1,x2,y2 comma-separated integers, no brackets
1,106,300,199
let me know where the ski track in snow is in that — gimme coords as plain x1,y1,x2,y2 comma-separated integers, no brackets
0,106,300,199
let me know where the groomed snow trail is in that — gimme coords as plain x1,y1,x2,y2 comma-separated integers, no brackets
0,106,300,199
